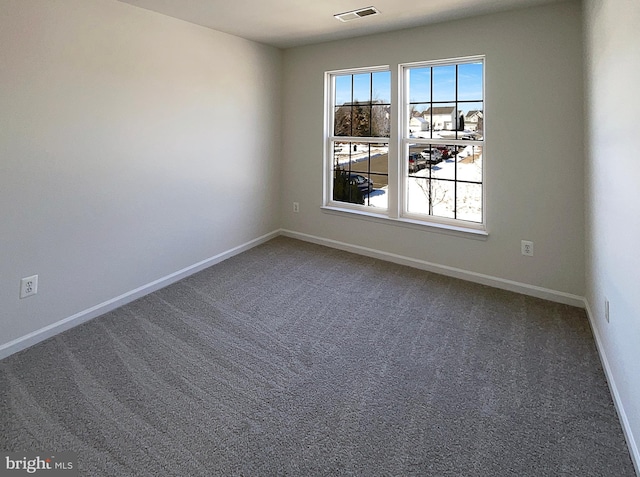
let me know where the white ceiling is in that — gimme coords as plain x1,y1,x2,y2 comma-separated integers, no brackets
117,0,564,49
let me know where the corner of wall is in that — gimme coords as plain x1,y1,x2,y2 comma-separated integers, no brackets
583,299,640,475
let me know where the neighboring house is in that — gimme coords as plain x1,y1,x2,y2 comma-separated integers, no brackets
465,110,484,132
409,116,429,133
422,106,462,130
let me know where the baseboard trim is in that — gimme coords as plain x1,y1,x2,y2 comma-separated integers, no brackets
0,230,280,361
280,229,585,308
584,301,640,476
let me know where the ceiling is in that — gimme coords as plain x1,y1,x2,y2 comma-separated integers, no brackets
117,0,564,49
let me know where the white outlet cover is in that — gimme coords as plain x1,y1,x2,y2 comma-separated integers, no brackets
521,240,534,256
20,275,38,298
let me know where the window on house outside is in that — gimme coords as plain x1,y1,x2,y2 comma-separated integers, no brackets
325,57,485,232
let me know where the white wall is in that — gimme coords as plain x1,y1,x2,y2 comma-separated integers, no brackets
0,0,282,349
584,0,640,471
281,2,585,299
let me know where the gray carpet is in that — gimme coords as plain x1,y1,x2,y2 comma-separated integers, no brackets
0,237,635,476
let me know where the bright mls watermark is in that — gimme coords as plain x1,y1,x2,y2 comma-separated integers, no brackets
2,453,77,476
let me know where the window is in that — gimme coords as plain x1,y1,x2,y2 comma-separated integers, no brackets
328,67,391,208
325,57,485,233
403,59,484,225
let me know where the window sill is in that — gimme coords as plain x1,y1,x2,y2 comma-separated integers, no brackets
320,205,489,240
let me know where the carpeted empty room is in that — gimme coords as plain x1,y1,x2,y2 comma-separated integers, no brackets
0,237,635,476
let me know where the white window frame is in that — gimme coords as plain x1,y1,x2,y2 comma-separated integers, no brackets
323,56,487,237
323,65,391,213
400,56,485,231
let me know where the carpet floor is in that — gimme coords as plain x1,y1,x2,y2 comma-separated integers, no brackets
0,237,635,476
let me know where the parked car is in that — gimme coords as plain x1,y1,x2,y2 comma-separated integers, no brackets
434,145,452,158
408,153,427,172
420,149,444,165
348,174,374,193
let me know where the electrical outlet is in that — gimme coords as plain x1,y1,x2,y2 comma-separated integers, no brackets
20,275,38,299
605,298,610,323
293,202,300,213
521,240,534,257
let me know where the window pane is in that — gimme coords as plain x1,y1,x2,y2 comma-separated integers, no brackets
351,102,372,137
407,144,453,176
430,179,456,219
432,65,456,102
456,182,482,223
335,75,352,106
335,103,389,138
428,144,456,180
406,177,455,218
406,176,430,215
407,145,427,175
334,105,352,136
456,145,483,183
372,71,391,104
458,102,483,139
371,105,390,137
409,67,431,103
458,62,483,101
332,142,388,209
426,102,457,133
409,104,432,138
353,73,371,103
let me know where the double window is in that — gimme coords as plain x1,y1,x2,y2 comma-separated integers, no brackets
325,56,485,232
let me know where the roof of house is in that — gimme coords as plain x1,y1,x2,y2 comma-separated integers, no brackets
424,106,456,115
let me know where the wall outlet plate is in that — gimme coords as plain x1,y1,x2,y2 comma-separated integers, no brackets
20,275,38,299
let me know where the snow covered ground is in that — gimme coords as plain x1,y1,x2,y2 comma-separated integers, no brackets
333,144,388,166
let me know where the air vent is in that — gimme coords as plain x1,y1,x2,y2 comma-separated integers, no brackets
334,6,380,22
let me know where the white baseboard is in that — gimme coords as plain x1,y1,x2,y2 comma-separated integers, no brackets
584,301,640,476
1,228,585,362
0,230,280,361
281,229,585,308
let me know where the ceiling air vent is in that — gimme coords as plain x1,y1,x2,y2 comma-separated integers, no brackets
334,6,380,22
